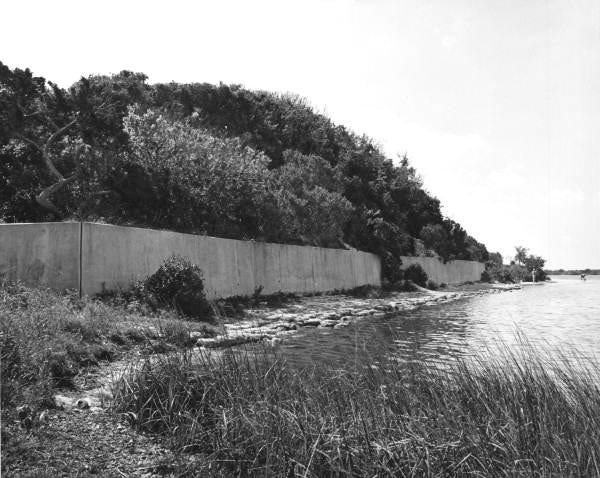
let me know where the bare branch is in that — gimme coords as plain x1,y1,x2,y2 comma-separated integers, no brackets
35,174,77,214
16,118,78,181
15,133,42,151
42,118,77,177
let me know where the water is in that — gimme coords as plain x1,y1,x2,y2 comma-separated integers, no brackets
277,275,600,368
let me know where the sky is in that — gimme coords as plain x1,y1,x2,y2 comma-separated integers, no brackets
2,0,599,269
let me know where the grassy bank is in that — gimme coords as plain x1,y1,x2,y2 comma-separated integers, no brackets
0,283,218,411
3,283,599,476
113,343,600,477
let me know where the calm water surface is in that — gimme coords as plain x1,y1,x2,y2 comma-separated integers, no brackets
277,275,600,368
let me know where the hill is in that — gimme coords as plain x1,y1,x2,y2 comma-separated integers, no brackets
0,63,489,282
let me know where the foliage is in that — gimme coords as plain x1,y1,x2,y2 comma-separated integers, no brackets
123,107,283,238
0,282,216,413
546,268,600,275
1,61,491,281
113,341,600,477
272,150,353,246
514,246,529,265
485,248,548,283
419,223,449,257
0,283,114,408
426,279,438,290
143,255,212,320
403,263,428,287
523,254,547,281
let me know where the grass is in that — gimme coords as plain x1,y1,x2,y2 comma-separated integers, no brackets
4,282,599,476
0,282,226,477
113,340,600,477
0,282,219,411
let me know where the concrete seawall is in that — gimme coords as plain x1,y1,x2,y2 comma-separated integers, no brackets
400,256,485,285
81,223,381,298
0,223,484,296
1,222,381,298
0,222,81,291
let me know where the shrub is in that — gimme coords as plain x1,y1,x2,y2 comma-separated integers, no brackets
398,280,418,292
426,279,438,290
403,263,428,287
144,255,212,320
480,270,492,282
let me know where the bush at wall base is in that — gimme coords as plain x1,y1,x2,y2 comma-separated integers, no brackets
143,255,212,320
426,280,438,290
403,264,428,288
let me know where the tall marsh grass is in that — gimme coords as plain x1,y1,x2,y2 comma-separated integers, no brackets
0,282,116,406
113,340,600,477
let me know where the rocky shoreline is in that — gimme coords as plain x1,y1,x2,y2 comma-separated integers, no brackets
49,283,522,413
195,283,522,349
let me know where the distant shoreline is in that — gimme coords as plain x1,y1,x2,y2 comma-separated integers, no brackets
545,270,600,276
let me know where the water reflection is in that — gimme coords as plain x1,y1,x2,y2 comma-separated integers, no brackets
278,276,600,368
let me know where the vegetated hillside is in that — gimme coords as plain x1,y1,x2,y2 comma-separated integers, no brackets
0,62,489,282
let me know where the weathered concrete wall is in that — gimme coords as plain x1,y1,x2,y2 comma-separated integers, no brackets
0,222,80,290
400,256,484,285
1,223,489,294
81,223,381,297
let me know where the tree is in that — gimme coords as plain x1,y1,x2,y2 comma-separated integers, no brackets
514,246,529,266
420,223,449,258
0,63,124,219
122,107,279,238
488,252,503,267
272,150,353,246
2,62,494,284
523,255,547,281
0,63,80,215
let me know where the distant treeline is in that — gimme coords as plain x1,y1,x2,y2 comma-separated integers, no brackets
483,247,548,283
545,269,600,276
0,62,490,282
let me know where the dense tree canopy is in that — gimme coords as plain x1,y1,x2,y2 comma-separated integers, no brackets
0,62,491,282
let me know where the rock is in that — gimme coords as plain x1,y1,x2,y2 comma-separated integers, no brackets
356,309,376,317
196,337,218,347
274,323,297,331
319,320,338,328
54,394,74,409
201,334,270,348
190,331,208,339
338,308,355,315
279,313,297,322
38,410,50,424
303,318,322,326
374,304,392,311
320,312,339,320
288,314,310,323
